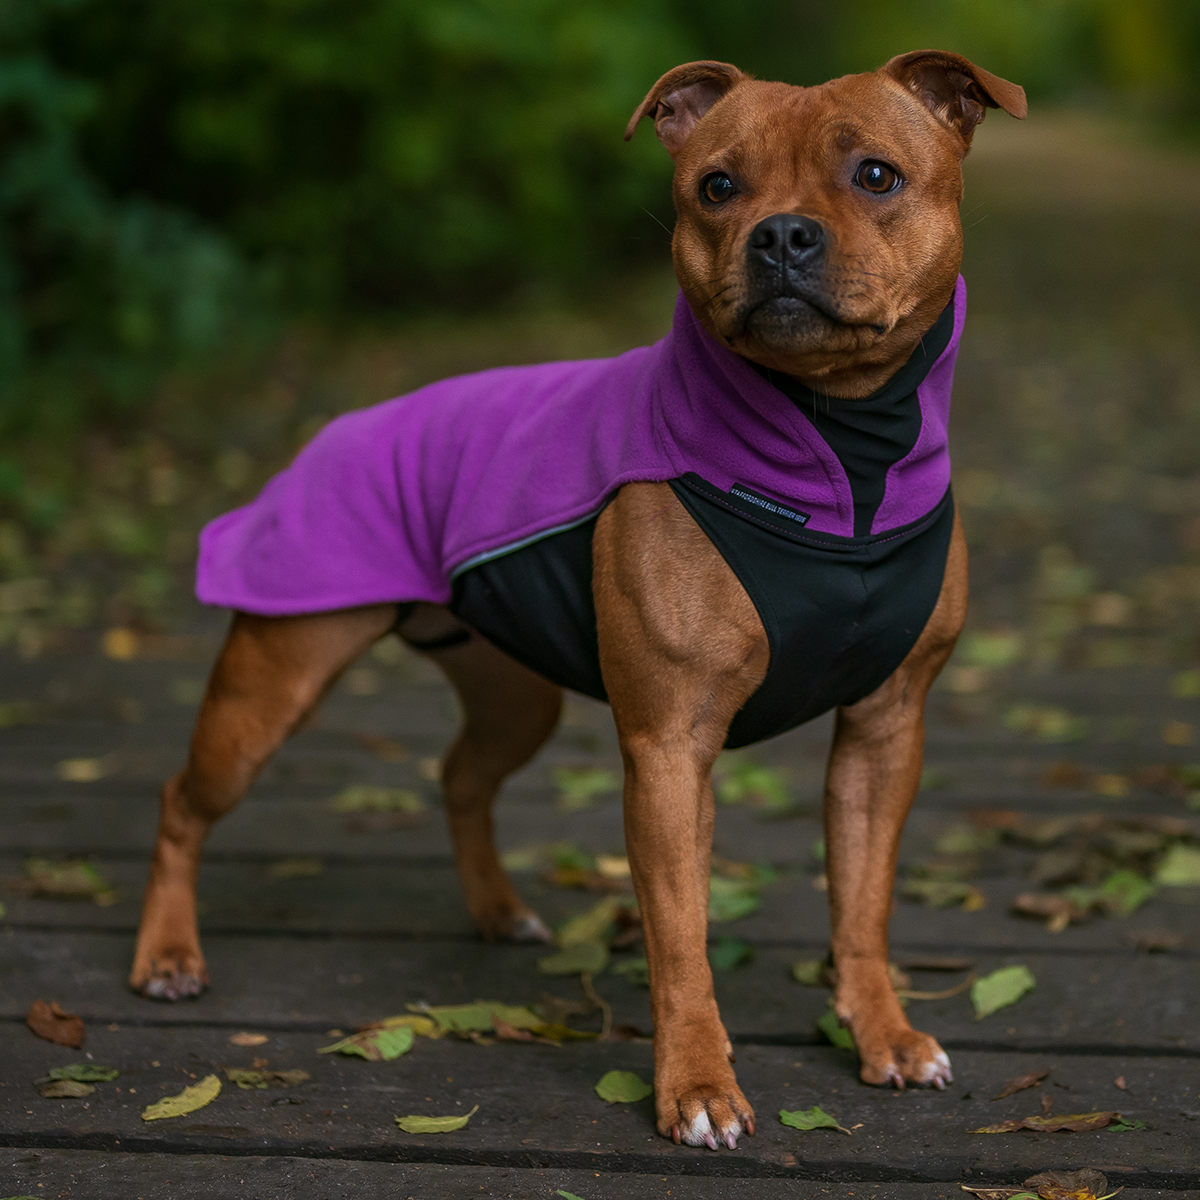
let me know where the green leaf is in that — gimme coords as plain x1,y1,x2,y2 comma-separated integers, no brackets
45,1064,118,1082
330,785,424,814
707,875,760,921
558,897,623,946
971,965,1036,1019
1108,1118,1147,1131
959,630,1023,668
612,956,649,986
594,1070,653,1103
715,759,790,809
816,1007,855,1051
538,942,609,975
779,1105,851,1134
1097,869,1156,915
791,959,828,987
412,1002,541,1035
1156,843,1200,886
318,1025,414,1059
556,1192,587,1200
395,1104,478,1133
141,1074,222,1121
709,936,753,971
553,767,619,812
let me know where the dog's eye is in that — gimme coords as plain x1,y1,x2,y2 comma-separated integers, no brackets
701,173,737,204
855,161,900,194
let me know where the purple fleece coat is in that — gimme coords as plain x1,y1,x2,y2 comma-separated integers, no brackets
197,280,964,615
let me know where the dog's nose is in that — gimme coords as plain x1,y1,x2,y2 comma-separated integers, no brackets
747,213,825,268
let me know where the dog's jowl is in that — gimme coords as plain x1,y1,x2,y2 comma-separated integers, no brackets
132,51,1025,1150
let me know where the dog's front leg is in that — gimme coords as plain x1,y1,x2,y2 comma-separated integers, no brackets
824,515,968,1088
594,483,768,1148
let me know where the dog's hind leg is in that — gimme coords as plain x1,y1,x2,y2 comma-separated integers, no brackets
398,604,561,943
823,513,968,1088
130,604,398,1000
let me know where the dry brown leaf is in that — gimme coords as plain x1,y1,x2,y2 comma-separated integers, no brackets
1040,1093,1053,1115
228,1031,269,1047
1025,1168,1122,1200
1127,927,1184,952
1012,892,1088,933
26,1000,84,1048
895,954,974,972
993,1069,1051,1100
490,1016,560,1046
1113,1076,1126,1090
970,1110,1120,1134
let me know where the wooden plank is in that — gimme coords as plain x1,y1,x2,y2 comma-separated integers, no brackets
1,929,1195,1051
7,1150,1182,1200
0,1029,1195,1186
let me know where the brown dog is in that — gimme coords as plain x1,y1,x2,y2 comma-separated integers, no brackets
131,51,1025,1150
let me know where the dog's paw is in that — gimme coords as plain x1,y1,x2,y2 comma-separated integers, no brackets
858,1027,952,1090
138,969,207,1002
503,911,555,943
661,1083,755,1149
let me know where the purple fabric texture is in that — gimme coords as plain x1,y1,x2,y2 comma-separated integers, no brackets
197,279,964,615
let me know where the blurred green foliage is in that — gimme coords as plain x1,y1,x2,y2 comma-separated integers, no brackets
3,0,1200,483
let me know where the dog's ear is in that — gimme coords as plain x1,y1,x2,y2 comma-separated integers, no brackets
882,50,1026,148
625,61,749,156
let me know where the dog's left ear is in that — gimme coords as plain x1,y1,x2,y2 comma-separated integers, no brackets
882,50,1026,149
625,61,750,157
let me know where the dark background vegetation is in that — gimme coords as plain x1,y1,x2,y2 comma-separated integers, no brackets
3,0,1200,651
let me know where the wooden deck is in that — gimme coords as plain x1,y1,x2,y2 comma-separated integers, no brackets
2,620,1198,1198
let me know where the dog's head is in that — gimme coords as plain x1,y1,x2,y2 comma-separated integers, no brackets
627,53,1025,395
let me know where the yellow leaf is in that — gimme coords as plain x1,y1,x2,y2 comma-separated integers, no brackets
141,1074,221,1121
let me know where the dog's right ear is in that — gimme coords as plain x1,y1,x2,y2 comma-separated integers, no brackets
625,61,749,157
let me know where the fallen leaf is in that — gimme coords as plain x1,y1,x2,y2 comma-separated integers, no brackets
709,936,753,971
225,1068,310,1089
779,1105,851,1134
1107,1117,1146,1131
353,733,409,762
1114,1076,1126,1089
1127,928,1184,952
556,1192,587,1200
410,1002,542,1036
368,1014,440,1038
141,1074,222,1121
596,854,631,878
612,957,649,986
20,858,117,905
791,959,830,987
318,1026,414,1060
896,975,977,1002
1156,843,1200,886
395,1104,478,1133
26,1000,85,1048
56,757,108,782
972,966,1036,1020
594,1070,653,1103
558,897,623,946
330,785,424,814
553,767,619,812
1040,1093,1053,1115
970,1110,1120,1133
816,1007,855,1051
490,1016,562,1046
959,629,1024,668
1004,704,1087,742
538,942,609,975
43,1064,117,1083
1024,1168,1122,1199
993,1069,1050,1100
265,857,324,880
958,1188,1039,1200
707,874,761,921
38,1079,94,1098
228,1031,270,1047
714,759,791,809
1011,892,1087,933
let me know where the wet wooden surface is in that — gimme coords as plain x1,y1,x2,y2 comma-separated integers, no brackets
2,629,1199,1198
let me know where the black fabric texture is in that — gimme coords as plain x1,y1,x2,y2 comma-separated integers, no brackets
751,297,956,535
450,486,954,748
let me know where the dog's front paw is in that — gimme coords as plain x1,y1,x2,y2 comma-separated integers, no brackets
655,1025,754,1149
857,1026,952,1090
130,952,209,1002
